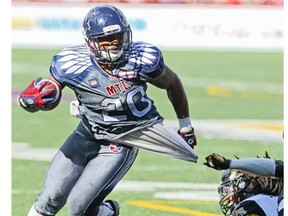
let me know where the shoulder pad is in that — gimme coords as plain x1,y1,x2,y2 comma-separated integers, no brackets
233,199,262,216
50,44,92,84
124,42,165,81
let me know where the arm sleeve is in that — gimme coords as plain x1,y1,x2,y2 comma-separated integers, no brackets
230,158,276,176
243,171,283,196
275,160,283,178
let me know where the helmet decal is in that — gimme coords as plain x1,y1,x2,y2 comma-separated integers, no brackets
103,25,121,34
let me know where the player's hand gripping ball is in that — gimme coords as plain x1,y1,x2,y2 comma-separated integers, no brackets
17,77,62,112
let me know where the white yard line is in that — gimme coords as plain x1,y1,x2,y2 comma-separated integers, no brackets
12,62,283,94
12,119,283,162
166,119,283,144
12,181,219,201
181,76,282,94
12,119,282,202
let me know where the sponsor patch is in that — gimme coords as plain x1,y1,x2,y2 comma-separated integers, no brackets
88,77,100,88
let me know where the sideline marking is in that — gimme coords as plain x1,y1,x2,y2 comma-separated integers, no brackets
234,123,283,132
206,86,231,97
206,85,282,99
127,200,221,216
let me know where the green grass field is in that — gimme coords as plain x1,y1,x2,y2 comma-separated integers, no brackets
12,48,283,216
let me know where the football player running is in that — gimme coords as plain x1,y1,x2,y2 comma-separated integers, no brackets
17,5,198,216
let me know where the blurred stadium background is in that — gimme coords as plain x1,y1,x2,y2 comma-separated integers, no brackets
11,0,283,216
11,0,284,5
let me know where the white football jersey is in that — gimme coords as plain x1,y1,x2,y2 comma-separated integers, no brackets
232,194,278,216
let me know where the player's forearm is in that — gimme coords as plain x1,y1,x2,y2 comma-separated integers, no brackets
230,158,276,176
166,78,190,119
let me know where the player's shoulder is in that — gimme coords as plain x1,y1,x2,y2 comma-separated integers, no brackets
53,44,90,61
232,194,277,216
125,41,165,80
50,44,92,80
232,198,263,216
130,41,163,61
131,41,161,52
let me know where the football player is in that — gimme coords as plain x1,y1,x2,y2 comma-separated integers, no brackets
218,169,283,216
204,153,284,216
17,5,198,216
204,152,283,178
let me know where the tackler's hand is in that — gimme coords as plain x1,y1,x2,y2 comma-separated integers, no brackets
203,153,231,170
178,126,197,149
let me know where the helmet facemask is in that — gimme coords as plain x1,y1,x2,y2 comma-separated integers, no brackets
85,29,132,67
218,170,253,215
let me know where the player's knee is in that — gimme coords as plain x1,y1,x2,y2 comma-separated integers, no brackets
66,195,86,216
67,195,102,216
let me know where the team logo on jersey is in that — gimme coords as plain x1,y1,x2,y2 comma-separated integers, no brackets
105,81,131,96
109,143,123,153
234,207,247,216
88,77,100,88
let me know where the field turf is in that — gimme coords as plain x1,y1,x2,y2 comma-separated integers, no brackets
12,48,283,216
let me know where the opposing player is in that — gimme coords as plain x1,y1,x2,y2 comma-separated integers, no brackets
204,153,284,215
218,169,283,216
204,152,283,178
17,5,198,216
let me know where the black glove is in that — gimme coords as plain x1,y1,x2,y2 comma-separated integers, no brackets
203,153,231,170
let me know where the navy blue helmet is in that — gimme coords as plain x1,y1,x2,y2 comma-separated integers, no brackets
82,5,132,66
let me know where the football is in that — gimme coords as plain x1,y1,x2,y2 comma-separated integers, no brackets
38,79,62,111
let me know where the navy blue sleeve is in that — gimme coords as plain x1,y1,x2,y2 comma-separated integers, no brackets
49,45,92,88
